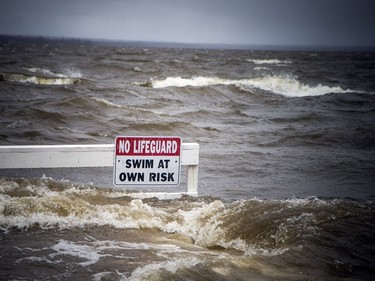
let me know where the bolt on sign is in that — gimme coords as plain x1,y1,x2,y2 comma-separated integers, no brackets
114,136,182,186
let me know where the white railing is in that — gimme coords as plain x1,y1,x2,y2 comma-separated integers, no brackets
0,143,199,199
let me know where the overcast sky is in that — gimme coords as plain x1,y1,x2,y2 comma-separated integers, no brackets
1,0,374,47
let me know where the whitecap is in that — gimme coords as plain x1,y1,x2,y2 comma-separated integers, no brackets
0,72,80,85
239,75,355,97
246,59,292,65
141,75,356,97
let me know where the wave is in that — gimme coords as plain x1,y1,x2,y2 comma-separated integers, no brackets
240,75,355,97
254,66,270,71
246,59,292,65
90,97,123,108
23,67,81,78
89,97,170,118
1,178,373,257
0,72,80,85
137,75,356,97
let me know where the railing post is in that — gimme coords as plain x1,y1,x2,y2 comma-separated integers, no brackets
187,165,198,195
180,142,199,196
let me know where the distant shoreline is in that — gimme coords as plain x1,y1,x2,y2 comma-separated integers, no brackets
1,34,374,52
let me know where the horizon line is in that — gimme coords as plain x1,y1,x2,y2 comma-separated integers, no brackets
1,34,375,52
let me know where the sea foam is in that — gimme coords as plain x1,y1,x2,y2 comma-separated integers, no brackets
0,178,364,257
143,75,355,97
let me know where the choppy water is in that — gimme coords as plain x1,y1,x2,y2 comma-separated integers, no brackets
1,36,375,280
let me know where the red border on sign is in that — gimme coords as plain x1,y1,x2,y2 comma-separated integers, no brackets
115,136,181,156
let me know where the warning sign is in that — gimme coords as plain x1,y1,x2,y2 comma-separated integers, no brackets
113,136,181,186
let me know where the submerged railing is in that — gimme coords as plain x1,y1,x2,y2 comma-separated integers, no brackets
0,143,199,199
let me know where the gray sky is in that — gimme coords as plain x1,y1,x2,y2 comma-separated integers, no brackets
1,0,374,47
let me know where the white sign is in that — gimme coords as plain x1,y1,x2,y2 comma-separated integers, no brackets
113,136,181,186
